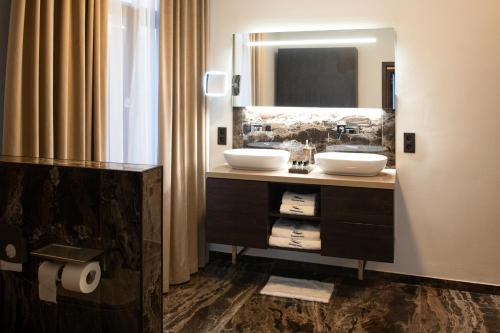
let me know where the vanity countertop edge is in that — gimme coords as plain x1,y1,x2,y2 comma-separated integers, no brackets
207,164,396,190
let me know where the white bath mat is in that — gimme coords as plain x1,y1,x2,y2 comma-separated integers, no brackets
260,275,334,303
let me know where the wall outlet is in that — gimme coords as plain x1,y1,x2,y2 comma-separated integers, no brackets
217,127,227,145
404,133,416,153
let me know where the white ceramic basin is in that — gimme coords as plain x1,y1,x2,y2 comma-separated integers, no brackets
315,152,387,176
224,149,290,171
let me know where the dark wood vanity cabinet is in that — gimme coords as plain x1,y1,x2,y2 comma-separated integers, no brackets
321,186,394,262
206,178,394,263
206,178,269,248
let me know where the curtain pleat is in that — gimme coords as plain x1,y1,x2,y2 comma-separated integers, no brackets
2,0,108,161
39,0,54,158
159,0,208,292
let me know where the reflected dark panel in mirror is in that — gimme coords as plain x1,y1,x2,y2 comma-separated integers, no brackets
276,48,358,108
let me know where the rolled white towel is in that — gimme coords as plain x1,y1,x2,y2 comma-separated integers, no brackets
269,236,321,250
272,218,320,240
280,203,316,217
282,191,317,207
271,218,295,237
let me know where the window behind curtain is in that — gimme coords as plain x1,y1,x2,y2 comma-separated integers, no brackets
107,0,159,164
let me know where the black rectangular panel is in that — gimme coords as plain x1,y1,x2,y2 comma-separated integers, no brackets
276,48,358,107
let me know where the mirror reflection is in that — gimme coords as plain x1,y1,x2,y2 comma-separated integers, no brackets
233,28,395,109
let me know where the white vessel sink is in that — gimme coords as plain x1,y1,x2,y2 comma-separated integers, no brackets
224,148,290,171
315,152,387,176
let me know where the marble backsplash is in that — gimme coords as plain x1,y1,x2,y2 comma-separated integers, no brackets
233,106,395,168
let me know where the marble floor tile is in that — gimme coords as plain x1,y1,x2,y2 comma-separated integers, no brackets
164,257,500,333
323,280,420,333
164,259,272,333
222,294,324,333
420,287,500,333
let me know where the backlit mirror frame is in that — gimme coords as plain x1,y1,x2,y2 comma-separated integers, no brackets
232,28,396,110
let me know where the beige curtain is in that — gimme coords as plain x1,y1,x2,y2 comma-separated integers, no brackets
2,0,108,161
249,33,263,106
159,0,208,292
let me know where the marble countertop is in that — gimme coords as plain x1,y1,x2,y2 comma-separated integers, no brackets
0,155,161,172
207,164,396,190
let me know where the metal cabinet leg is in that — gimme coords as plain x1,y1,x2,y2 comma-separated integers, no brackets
232,246,237,265
357,260,366,280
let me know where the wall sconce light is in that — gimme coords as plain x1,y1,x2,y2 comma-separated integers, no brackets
203,71,229,97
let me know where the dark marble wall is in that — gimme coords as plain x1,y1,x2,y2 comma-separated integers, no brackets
382,108,396,167
0,0,11,150
233,106,396,168
141,168,163,333
0,156,162,333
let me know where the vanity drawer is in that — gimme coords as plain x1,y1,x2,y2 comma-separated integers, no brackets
206,211,268,248
321,222,394,262
206,178,268,248
207,178,268,214
321,186,393,226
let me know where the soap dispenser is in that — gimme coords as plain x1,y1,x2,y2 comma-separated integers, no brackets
303,140,317,164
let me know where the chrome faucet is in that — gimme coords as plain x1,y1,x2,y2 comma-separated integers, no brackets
336,121,359,140
249,123,272,133
336,121,347,139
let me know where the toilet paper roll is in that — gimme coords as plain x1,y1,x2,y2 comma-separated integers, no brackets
61,261,101,294
38,261,64,303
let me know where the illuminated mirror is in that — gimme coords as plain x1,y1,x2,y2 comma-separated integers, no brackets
232,28,395,109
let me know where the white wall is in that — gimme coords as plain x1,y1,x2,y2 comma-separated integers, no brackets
207,0,500,286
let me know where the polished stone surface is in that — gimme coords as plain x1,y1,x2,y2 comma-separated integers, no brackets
233,106,395,168
164,255,500,333
207,165,396,190
0,157,162,333
0,155,159,172
382,108,395,167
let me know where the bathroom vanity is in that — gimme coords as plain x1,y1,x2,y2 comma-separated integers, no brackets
0,156,162,333
206,165,395,278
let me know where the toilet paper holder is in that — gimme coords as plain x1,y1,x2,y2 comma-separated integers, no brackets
31,244,104,265
36,246,104,302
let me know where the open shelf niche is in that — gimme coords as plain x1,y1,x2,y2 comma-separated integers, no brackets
267,182,322,252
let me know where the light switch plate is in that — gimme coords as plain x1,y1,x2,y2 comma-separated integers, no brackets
404,133,415,153
217,127,227,145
